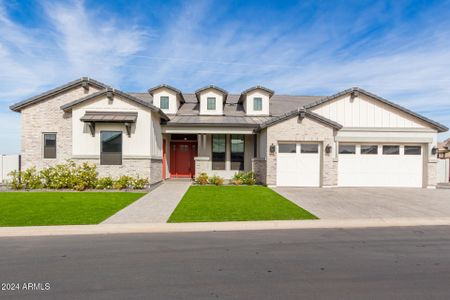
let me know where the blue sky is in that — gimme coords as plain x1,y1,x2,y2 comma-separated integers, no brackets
1,0,449,153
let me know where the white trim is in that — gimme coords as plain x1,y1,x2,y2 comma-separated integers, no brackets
162,126,255,134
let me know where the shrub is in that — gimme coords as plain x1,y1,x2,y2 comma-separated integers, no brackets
72,163,98,190
195,172,209,185
96,177,114,190
209,175,224,186
242,171,256,185
41,161,76,189
130,177,149,189
8,170,23,190
22,167,43,189
113,175,133,190
231,172,244,185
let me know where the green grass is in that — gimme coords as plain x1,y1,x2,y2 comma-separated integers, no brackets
168,186,317,222
0,192,145,227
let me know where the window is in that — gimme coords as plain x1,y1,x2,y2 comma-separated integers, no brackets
279,144,296,153
383,145,400,155
361,145,378,155
254,97,262,111
339,144,356,154
101,131,122,165
301,144,319,153
231,135,245,170
404,145,421,155
43,133,56,159
207,97,216,110
160,96,169,110
212,134,226,170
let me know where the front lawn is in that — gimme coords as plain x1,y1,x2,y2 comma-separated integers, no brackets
168,186,317,222
0,192,145,227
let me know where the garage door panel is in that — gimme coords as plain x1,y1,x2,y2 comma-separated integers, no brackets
338,144,423,187
277,143,320,187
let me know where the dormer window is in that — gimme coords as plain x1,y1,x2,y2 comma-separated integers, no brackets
160,96,169,110
207,97,216,110
254,97,262,111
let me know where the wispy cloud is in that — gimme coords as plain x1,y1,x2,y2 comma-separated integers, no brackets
0,0,449,154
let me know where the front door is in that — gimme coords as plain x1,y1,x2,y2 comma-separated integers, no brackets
170,142,197,178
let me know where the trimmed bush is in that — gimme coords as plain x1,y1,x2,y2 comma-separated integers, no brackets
96,177,114,190
195,172,209,185
208,175,224,186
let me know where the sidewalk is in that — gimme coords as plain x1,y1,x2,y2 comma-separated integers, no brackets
2,218,450,237
102,180,191,224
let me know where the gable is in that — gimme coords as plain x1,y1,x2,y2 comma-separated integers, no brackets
311,92,432,129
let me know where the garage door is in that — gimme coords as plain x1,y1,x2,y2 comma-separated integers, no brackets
277,143,321,187
338,144,423,187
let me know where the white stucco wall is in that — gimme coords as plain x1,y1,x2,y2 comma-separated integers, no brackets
199,89,224,115
72,94,153,158
152,88,180,115
244,90,270,116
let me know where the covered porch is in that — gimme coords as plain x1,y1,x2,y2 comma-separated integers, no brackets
161,126,263,180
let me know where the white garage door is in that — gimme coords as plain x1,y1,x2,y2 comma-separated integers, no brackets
277,143,321,187
338,144,423,187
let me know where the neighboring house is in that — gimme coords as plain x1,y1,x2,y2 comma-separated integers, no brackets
438,138,450,159
10,77,448,188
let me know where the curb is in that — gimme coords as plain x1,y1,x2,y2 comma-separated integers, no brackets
1,218,450,237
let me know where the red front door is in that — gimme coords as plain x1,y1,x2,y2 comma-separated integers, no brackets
170,142,197,178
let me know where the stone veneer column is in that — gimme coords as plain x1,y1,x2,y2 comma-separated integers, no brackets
251,158,267,184
194,157,210,178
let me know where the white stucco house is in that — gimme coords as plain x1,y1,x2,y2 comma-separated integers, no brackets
10,77,448,188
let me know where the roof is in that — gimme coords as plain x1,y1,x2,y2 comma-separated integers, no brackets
60,88,169,120
304,87,449,133
438,138,450,149
164,115,272,128
80,111,138,123
238,86,274,103
259,108,343,130
148,84,185,103
194,85,228,102
10,77,110,112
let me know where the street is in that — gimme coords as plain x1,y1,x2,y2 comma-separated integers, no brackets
1,226,450,299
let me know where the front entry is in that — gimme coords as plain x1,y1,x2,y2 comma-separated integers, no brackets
170,140,197,178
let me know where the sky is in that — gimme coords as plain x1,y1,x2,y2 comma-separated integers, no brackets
0,0,449,154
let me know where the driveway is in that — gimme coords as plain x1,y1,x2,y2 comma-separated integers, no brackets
273,187,450,219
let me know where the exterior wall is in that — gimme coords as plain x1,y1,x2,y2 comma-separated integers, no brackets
312,93,428,128
194,133,254,178
72,94,153,157
151,111,163,158
265,116,337,186
21,85,101,170
252,158,267,184
73,158,151,179
199,89,224,115
152,88,180,115
150,158,163,184
244,89,270,116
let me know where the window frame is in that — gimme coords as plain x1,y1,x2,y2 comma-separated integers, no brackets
43,133,57,159
339,144,356,154
207,97,216,110
404,145,422,155
253,97,263,111
300,144,319,154
360,145,378,155
230,134,245,170
382,145,400,155
100,131,123,165
278,143,297,154
211,134,226,170
160,96,169,110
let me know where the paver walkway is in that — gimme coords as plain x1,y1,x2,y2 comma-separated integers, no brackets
103,180,191,224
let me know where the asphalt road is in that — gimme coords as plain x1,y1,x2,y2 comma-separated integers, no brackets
1,226,450,300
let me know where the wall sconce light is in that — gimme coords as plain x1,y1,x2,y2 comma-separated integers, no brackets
325,144,332,154
269,143,276,155
431,147,437,155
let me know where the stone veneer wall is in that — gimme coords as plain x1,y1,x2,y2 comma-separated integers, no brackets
72,158,151,179
265,116,338,186
21,86,100,170
194,157,210,178
252,158,267,184
150,158,163,184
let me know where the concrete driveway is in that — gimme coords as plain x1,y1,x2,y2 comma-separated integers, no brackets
273,187,450,219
